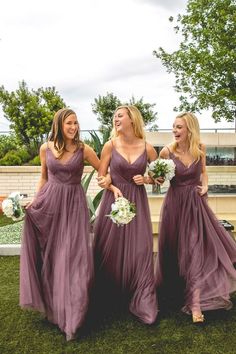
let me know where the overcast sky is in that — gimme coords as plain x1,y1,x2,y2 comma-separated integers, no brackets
0,0,234,133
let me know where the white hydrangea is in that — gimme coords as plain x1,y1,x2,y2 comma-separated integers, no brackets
148,158,176,181
1,192,24,221
107,197,136,226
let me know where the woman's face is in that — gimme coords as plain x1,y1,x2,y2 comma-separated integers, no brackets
113,108,132,133
172,117,188,144
62,114,79,141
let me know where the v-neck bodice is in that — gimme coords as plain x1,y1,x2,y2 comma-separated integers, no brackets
46,147,84,184
169,151,202,188
47,147,78,166
110,147,147,185
113,147,146,165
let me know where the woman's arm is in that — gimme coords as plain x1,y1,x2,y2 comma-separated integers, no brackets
198,143,208,196
97,141,112,177
159,146,170,159
84,143,111,189
98,141,122,198
84,144,100,171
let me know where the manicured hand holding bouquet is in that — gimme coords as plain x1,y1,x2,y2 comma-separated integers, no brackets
148,159,176,181
1,192,25,221
106,196,136,226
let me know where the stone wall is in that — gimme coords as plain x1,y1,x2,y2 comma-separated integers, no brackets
0,166,101,202
207,166,236,185
1,166,236,201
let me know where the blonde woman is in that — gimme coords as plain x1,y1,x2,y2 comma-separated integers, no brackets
94,105,159,324
155,112,236,323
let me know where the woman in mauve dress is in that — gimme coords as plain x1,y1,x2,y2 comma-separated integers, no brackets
20,108,108,341
155,112,236,323
94,105,161,324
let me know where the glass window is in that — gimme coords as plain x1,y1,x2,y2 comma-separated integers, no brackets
206,147,236,166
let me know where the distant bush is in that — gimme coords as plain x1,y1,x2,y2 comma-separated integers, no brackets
0,148,31,166
28,155,41,166
0,151,22,165
0,134,19,159
16,148,31,163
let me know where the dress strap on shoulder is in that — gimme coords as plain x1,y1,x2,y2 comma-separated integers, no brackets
166,146,171,153
164,145,172,159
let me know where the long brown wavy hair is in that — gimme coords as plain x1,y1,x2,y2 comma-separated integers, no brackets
48,108,84,159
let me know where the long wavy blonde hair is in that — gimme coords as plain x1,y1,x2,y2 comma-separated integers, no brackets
48,108,83,159
172,112,203,161
110,105,145,139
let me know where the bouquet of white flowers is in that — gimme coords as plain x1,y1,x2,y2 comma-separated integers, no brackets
106,197,136,226
1,192,24,221
148,159,176,181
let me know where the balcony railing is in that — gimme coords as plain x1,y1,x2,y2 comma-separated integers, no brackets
1,127,236,135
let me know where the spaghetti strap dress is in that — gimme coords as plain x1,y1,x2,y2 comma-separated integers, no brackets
155,149,236,313
94,145,157,324
20,147,93,340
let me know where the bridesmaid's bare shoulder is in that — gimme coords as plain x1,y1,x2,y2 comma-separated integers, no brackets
40,142,48,154
200,142,206,152
101,140,113,156
146,142,158,161
159,144,173,159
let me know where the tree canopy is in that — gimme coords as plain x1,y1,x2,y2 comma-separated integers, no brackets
153,0,236,122
0,81,65,156
92,92,158,131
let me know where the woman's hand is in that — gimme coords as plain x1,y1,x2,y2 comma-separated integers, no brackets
25,199,35,209
132,174,145,185
197,185,208,196
97,174,111,189
154,176,165,185
110,186,123,199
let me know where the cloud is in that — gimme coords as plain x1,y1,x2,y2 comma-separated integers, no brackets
1,0,232,133
133,0,186,11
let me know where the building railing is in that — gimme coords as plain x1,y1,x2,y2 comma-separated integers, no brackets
1,127,236,135
148,128,236,133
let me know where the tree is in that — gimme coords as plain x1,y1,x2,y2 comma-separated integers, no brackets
92,92,122,132
0,81,66,156
153,0,236,123
92,92,158,131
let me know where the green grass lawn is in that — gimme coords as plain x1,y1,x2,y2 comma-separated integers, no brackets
1,256,236,354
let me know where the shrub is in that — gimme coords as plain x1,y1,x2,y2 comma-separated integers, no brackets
0,151,22,165
16,148,31,164
0,134,18,159
0,147,32,166
28,155,41,166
